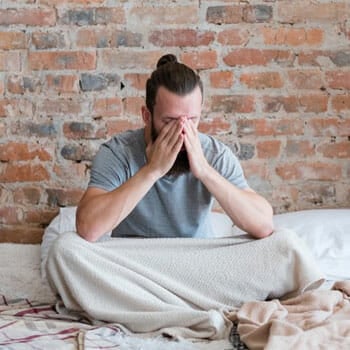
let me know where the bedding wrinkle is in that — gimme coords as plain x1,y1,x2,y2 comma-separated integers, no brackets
45,229,324,340
235,281,350,350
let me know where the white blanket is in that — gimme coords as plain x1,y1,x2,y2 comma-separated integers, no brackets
45,229,324,340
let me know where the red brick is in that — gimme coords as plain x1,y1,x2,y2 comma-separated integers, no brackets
242,161,269,180
307,29,326,46
0,52,21,72
29,51,96,71
7,75,41,94
181,51,218,70
299,93,328,112
217,29,249,46
224,49,293,66
0,9,56,26
7,75,25,94
0,164,50,182
63,122,105,139
277,2,349,23
0,99,34,118
123,97,144,117
41,0,104,4
272,183,335,212
207,5,272,24
326,71,350,90
0,226,44,244
76,28,110,48
25,209,57,225
0,32,26,50
298,51,323,66
263,94,328,113
298,183,338,208
0,142,51,161
95,7,125,24
237,118,304,136
46,188,84,207
262,28,324,46
270,184,298,214
287,69,324,89
46,74,79,93
332,95,350,112
286,140,315,157
149,29,214,47
0,207,20,225
124,73,149,91
31,31,65,49
240,72,283,89
243,5,273,23
308,118,350,137
100,50,162,70
298,50,349,67
13,187,41,205
106,119,143,136
210,71,234,89
93,97,123,117
206,5,244,24
198,117,231,135
263,96,298,113
276,161,342,181
256,140,281,158
111,30,143,47
318,142,350,158
8,0,35,3
211,95,255,114
130,5,198,25
38,99,82,115
53,163,89,183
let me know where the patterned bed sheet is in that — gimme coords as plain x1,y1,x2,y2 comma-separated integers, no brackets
0,296,248,350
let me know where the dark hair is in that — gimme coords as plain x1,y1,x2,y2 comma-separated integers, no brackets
145,54,203,115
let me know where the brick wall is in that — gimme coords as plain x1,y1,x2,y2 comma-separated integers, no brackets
0,0,349,242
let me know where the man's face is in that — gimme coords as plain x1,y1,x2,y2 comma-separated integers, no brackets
150,86,202,176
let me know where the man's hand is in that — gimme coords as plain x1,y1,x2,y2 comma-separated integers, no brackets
183,118,209,179
145,119,184,178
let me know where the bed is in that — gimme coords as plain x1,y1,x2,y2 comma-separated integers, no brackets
1,208,349,349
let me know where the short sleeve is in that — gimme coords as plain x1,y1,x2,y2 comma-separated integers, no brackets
212,145,249,190
88,143,127,192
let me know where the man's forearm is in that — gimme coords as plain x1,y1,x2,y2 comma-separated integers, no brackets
76,165,159,241
199,165,274,239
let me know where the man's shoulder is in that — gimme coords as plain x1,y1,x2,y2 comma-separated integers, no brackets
103,128,144,152
199,132,232,156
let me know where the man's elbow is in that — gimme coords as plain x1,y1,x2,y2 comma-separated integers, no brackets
75,215,100,242
250,220,274,239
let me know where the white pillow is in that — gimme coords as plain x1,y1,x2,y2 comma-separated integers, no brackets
209,211,234,237
273,209,350,281
41,206,77,279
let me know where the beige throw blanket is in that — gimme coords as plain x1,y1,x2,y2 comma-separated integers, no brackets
45,228,324,340
232,281,350,349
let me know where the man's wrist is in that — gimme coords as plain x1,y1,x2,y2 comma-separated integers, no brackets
142,164,162,183
195,161,213,183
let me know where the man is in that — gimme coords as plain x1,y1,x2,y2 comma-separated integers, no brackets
45,54,323,339
76,53,274,241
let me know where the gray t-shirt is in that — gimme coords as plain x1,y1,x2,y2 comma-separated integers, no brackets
89,128,248,238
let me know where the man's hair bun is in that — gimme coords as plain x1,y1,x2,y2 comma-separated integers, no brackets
156,54,178,68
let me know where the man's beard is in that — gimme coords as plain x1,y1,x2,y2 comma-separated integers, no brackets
151,120,190,176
